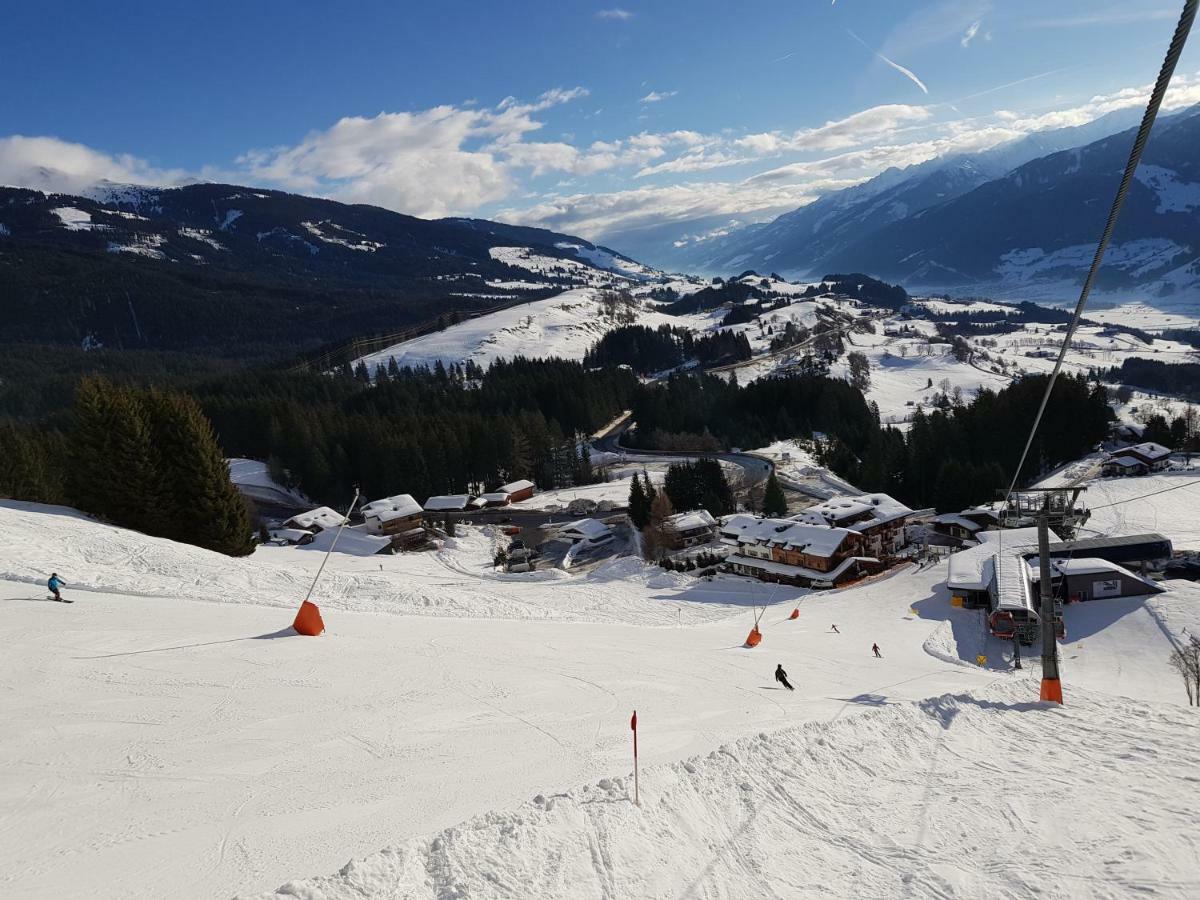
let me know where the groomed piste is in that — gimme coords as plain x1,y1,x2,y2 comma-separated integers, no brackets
0,499,1197,899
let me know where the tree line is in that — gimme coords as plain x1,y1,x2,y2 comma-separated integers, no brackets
0,377,253,555
583,324,752,374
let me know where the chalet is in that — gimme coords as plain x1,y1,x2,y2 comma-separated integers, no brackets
662,510,719,549
498,479,536,503
268,527,315,546
284,506,346,534
794,493,913,557
552,518,613,546
478,492,511,507
361,494,425,549
930,507,1001,544
307,523,393,556
424,495,472,512
725,517,880,587
1101,441,1172,477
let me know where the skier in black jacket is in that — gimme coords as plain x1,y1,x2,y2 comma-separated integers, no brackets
774,663,794,691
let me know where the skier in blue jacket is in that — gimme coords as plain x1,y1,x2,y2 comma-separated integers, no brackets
47,573,65,602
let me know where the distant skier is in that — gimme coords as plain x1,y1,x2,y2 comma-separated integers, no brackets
774,663,794,691
47,573,68,603
872,643,882,658
830,624,840,634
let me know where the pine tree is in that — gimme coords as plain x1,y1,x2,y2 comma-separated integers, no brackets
628,472,648,529
141,390,254,556
763,471,787,517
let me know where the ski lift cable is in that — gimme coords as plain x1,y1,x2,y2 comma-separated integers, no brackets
1003,0,1198,504
1088,475,1200,511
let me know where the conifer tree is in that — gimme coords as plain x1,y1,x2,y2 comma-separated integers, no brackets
628,472,648,529
141,390,254,556
763,471,787,517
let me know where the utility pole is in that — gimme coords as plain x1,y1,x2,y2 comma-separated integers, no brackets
1037,502,1063,704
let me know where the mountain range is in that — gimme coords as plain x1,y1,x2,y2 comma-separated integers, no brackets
0,183,647,355
649,106,1200,303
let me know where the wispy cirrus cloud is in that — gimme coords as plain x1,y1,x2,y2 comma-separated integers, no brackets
640,90,678,104
596,8,633,21
961,21,982,47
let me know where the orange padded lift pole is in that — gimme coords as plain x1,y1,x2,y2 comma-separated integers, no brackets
744,606,765,647
293,488,361,636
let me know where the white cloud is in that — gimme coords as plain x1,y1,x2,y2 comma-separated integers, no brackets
961,21,982,47
236,87,591,218
640,90,678,104
596,8,633,20
0,135,190,195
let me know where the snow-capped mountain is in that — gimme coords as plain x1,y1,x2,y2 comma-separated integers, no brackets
654,107,1157,281
818,105,1200,301
0,183,656,353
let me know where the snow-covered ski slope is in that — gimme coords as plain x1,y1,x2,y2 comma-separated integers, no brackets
0,499,1197,899
240,682,1198,900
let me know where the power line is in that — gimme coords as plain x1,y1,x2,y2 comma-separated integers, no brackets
1004,0,1198,501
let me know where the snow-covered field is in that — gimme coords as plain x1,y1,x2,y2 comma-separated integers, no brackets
356,288,684,371
1082,471,1200,549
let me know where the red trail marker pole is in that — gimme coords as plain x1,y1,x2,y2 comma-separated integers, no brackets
631,710,639,806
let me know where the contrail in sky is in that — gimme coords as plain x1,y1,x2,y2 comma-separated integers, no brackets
846,28,930,95
951,65,1075,103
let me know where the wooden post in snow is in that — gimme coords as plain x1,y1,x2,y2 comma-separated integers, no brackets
631,710,639,806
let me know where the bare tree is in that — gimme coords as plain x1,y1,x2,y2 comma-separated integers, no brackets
641,491,675,562
1169,636,1200,706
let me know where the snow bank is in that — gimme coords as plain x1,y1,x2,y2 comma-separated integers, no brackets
242,681,1199,900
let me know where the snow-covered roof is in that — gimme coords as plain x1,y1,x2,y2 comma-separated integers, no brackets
1042,557,1162,594
557,518,611,541
469,497,489,508
1106,456,1145,468
794,493,912,531
498,479,535,494
719,514,762,541
306,524,391,557
362,494,422,519
947,527,1046,592
932,513,984,532
286,506,346,531
728,553,873,582
664,510,717,532
1128,441,1171,461
729,516,854,558
269,528,313,542
424,495,471,511
479,492,510,503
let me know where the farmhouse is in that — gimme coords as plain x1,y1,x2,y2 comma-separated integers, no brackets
497,479,536,503
662,510,719,549
360,494,425,549
1101,441,1172,477
725,517,880,587
794,493,913,556
284,506,346,533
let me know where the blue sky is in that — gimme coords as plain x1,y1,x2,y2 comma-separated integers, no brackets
2,1,1197,247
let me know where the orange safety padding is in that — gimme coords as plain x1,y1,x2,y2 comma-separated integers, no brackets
744,626,762,647
293,600,325,636
788,608,799,620
1039,678,1063,704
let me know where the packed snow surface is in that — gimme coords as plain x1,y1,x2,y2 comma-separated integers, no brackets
0,493,1196,899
